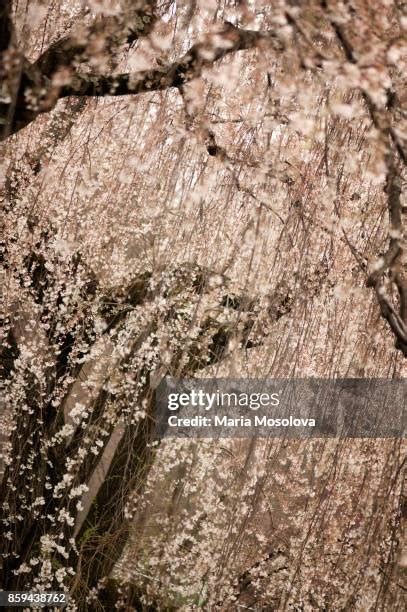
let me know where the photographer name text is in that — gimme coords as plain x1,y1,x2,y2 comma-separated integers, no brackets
167,415,316,428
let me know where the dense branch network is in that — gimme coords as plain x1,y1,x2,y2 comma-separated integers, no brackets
1,246,327,601
1,1,406,607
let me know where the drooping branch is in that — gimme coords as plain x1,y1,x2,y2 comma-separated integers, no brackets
0,21,285,140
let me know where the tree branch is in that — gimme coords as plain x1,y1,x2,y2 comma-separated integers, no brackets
0,21,284,140
367,156,407,355
59,24,284,99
